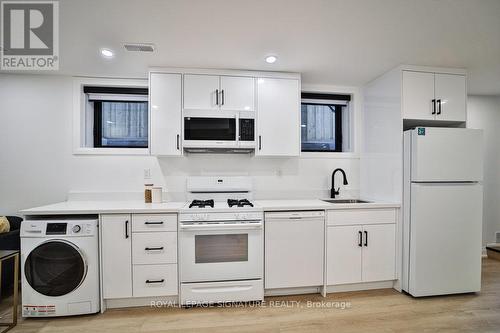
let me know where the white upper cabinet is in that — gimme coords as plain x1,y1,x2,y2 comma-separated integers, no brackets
402,71,435,121
220,76,255,111
183,74,255,112
183,74,220,111
402,70,466,122
256,78,300,156
434,74,466,122
150,73,182,155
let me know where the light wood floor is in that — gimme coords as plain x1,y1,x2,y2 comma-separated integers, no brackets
2,258,499,333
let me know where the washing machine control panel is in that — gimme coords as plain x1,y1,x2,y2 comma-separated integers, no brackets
21,220,98,237
46,223,67,235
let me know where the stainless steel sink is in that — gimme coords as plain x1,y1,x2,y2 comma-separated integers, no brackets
322,199,372,204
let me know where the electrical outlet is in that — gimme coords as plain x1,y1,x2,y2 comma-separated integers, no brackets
143,168,152,180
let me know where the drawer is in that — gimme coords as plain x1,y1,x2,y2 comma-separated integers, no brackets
327,209,396,226
132,232,177,264
180,279,263,305
133,264,178,297
132,214,177,232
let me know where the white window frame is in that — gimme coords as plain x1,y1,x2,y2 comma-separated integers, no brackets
72,77,149,155
299,84,360,159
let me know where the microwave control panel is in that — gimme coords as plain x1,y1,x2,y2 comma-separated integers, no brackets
239,119,255,141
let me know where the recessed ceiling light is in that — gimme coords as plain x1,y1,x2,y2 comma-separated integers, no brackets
265,55,277,64
100,48,114,58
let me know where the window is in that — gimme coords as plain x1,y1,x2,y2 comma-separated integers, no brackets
301,92,351,152
84,86,149,149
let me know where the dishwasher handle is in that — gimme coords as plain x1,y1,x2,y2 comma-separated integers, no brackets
265,211,325,220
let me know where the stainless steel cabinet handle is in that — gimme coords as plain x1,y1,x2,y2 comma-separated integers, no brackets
358,231,362,247
221,89,225,105
125,220,129,239
215,89,219,105
437,99,442,115
364,231,368,247
176,134,180,150
258,135,262,150
145,279,164,284
432,99,436,115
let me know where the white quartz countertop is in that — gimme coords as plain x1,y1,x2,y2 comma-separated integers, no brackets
21,199,400,215
255,199,400,211
20,200,186,215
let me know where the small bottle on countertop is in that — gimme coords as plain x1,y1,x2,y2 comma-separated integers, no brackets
144,184,153,203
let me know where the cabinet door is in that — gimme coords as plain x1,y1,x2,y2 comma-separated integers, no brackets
150,73,182,155
220,76,255,111
434,74,466,122
402,71,435,120
362,224,396,282
183,74,220,110
101,214,132,298
327,226,362,285
256,78,300,156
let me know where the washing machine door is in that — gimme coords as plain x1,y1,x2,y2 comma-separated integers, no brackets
24,240,87,297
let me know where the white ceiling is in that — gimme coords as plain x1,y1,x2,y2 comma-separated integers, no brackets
6,0,500,95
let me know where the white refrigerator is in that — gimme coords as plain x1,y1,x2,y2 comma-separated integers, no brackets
402,127,483,297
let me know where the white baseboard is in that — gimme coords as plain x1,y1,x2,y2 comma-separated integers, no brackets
264,281,396,297
264,286,322,297
105,296,179,309
326,280,395,293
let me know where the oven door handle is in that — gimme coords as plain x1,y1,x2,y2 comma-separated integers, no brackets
179,222,262,231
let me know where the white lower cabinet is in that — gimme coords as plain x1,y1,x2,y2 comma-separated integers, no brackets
327,225,362,285
132,232,177,265
133,264,178,297
101,214,132,299
101,213,178,299
132,213,178,297
327,209,397,286
362,224,396,282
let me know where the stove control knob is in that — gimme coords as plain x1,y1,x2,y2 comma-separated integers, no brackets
72,225,81,233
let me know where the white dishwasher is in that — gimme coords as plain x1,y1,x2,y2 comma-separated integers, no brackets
265,210,325,289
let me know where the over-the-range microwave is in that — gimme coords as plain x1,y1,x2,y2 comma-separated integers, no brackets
183,111,255,153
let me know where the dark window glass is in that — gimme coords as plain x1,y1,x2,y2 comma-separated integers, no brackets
25,241,86,297
301,103,343,152
93,101,148,148
184,117,236,141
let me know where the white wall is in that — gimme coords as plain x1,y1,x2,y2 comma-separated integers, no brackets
0,74,360,215
467,95,500,245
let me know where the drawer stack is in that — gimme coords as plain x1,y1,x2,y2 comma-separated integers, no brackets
131,214,178,297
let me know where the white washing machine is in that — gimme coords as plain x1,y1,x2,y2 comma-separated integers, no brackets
21,219,100,317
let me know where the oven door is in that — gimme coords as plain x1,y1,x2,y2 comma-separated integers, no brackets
179,222,263,282
183,117,237,148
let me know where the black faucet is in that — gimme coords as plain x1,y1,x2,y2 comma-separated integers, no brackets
331,168,348,198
